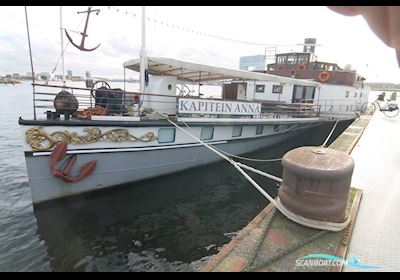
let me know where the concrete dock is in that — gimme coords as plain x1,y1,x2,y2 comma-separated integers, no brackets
342,109,400,271
201,109,399,272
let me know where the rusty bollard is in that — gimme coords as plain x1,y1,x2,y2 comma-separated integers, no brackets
278,146,354,224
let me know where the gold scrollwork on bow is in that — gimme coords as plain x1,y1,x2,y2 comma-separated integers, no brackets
26,127,157,150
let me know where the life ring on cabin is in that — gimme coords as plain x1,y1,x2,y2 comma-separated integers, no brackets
297,64,306,71
290,70,297,78
277,65,285,71
318,71,330,82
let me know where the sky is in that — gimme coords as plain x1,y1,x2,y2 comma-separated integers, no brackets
1,6,399,83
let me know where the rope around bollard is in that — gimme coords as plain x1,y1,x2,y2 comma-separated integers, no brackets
156,112,349,232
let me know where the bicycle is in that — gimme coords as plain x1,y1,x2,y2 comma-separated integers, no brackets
360,99,399,118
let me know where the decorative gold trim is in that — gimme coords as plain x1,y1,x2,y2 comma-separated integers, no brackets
26,127,157,150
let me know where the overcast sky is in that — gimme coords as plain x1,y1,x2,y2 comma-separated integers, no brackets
1,6,399,83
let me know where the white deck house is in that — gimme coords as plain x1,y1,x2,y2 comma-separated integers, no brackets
123,57,368,117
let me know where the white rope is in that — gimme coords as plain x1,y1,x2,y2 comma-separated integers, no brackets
321,119,339,148
276,198,350,232
157,112,349,232
178,118,282,163
213,147,282,162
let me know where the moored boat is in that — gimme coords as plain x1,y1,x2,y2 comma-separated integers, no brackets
19,8,366,205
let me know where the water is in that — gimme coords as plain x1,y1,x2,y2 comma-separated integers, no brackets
0,81,357,271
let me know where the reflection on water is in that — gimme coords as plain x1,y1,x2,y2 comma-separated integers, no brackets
32,120,351,272
0,82,354,271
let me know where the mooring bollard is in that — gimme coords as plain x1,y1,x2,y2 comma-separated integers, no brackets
278,146,354,224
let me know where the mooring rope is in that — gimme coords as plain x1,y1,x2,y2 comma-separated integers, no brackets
157,112,350,232
178,118,283,162
321,119,339,148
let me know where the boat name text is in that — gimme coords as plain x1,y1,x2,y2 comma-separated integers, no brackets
178,98,261,115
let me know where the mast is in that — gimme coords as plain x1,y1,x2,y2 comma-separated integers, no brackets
60,6,65,85
139,6,147,114
24,6,36,120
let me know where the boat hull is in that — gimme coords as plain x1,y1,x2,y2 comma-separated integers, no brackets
21,118,354,205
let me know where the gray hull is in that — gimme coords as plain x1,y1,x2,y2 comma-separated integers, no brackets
26,129,307,204
24,117,355,205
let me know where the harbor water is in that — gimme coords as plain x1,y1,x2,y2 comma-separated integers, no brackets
0,81,357,271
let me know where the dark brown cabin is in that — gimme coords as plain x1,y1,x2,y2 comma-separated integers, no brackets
255,52,365,87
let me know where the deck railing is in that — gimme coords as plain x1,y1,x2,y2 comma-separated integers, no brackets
31,83,324,121
300,98,364,115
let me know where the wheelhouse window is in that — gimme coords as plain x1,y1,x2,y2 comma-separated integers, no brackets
232,126,242,137
354,92,358,98
255,84,265,93
277,55,287,64
158,128,176,143
256,125,263,135
201,127,214,140
297,54,309,64
272,85,283,94
345,91,349,98
287,55,296,64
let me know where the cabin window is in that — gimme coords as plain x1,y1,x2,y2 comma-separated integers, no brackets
354,92,358,98
297,54,309,64
287,55,296,64
360,92,363,98
256,125,263,135
158,128,176,143
293,86,315,103
272,85,283,94
345,91,349,98
201,127,214,140
305,87,315,100
293,86,304,101
255,84,265,93
232,126,243,137
277,56,287,64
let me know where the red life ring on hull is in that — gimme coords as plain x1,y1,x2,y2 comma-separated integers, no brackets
297,64,306,71
290,70,296,78
319,71,330,82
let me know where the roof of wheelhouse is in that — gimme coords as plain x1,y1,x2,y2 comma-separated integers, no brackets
123,56,320,86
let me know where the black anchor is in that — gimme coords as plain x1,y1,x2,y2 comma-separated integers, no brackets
65,7,101,52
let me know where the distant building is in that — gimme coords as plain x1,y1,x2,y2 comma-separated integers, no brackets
239,55,266,71
85,71,91,79
39,72,50,80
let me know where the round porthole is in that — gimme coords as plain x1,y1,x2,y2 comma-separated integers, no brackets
168,84,172,90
